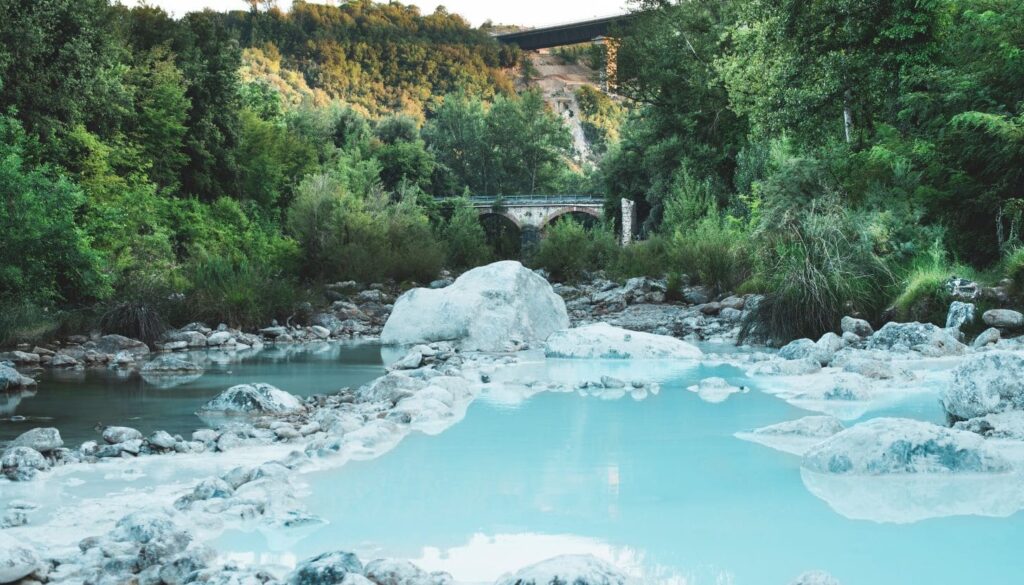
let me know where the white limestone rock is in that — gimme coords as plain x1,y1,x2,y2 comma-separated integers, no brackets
866,322,965,356
200,383,304,415
942,351,1024,420
103,426,143,444
287,550,363,585
982,309,1024,330
736,416,845,456
791,571,841,585
0,532,40,583
686,377,746,403
545,323,702,360
363,558,452,585
802,418,1009,474
493,554,629,585
9,427,63,452
381,261,569,352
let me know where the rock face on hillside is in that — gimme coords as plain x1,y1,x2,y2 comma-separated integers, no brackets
544,323,702,359
381,261,569,352
942,352,1024,421
493,555,629,585
802,418,1008,474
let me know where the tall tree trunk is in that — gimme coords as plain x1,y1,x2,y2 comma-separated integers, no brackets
843,89,854,144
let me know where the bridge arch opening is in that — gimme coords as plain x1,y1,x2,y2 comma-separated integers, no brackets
480,213,522,259
543,209,602,232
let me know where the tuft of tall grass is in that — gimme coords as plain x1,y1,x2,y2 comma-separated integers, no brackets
740,208,894,344
0,302,60,347
99,301,167,344
668,216,752,295
1004,247,1024,295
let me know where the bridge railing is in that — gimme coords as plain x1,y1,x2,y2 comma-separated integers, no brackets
465,194,604,206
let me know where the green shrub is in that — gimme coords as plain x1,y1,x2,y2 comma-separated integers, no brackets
665,272,684,302
740,207,894,344
891,242,975,325
668,216,752,294
0,302,60,347
612,234,670,279
533,218,616,282
184,254,306,329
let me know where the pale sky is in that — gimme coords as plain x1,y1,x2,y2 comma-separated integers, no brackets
124,0,630,27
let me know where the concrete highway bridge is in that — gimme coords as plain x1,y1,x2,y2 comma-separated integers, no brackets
494,14,639,51
467,195,636,247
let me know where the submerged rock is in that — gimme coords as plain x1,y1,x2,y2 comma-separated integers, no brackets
686,377,746,403
866,322,965,356
381,261,569,351
288,551,363,585
544,323,702,359
737,416,845,456
493,554,628,585
791,571,842,585
9,427,62,452
200,383,304,415
802,418,1009,474
942,352,1024,421
0,532,40,583
141,355,203,374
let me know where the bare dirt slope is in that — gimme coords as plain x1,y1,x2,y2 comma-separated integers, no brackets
522,51,601,165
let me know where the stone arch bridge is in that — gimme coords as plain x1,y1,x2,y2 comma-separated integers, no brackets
467,195,636,247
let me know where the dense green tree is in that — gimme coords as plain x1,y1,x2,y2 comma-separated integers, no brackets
0,0,128,141
0,117,109,307
487,91,573,194
720,0,944,145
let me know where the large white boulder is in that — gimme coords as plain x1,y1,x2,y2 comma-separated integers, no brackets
802,418,1009,474
200,383,304,415
942,352,1024,421
381,261,568,352
0,532,40,583
493,555,629,585
545,323,701,359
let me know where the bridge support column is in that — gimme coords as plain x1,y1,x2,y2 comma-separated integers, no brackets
521,226,541,255
620,198,636,246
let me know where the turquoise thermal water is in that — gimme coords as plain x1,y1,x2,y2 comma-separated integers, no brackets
211,355,1024,585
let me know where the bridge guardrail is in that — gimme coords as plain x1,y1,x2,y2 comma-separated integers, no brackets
465,195,604,206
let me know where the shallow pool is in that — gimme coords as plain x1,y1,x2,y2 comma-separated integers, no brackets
0,342,384,444
214,357,1024,584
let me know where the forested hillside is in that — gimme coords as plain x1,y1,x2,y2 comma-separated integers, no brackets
1,0,1022,347
0,0,581,344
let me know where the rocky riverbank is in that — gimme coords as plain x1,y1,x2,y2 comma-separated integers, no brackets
3,261,1024,585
